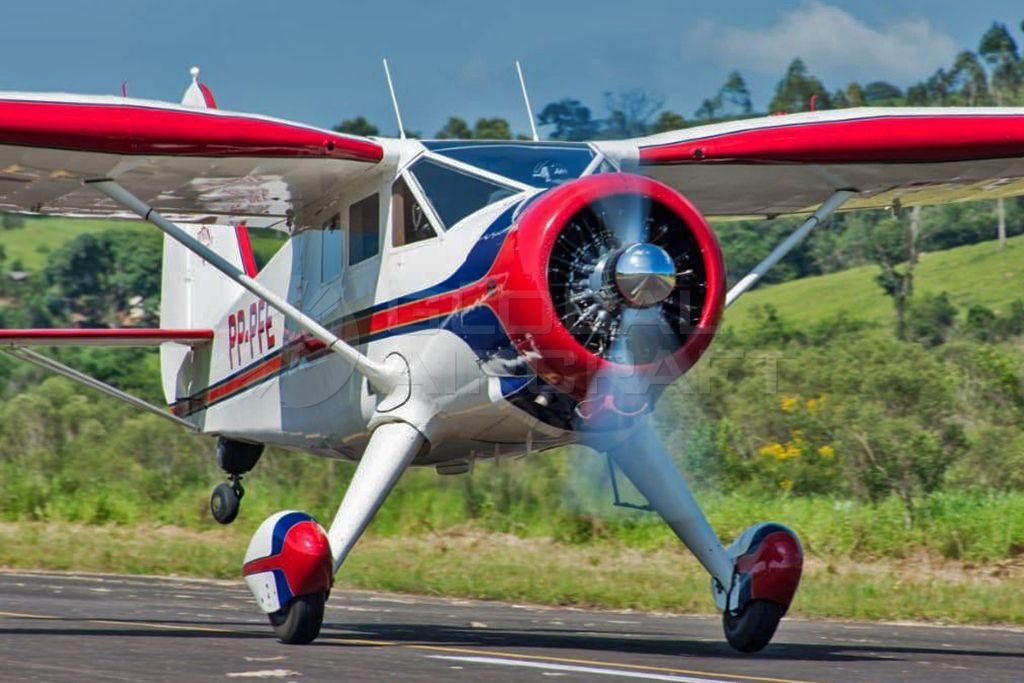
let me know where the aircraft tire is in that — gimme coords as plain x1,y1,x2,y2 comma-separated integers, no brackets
269,592,326,644
210,482,241,525
722,600,785,653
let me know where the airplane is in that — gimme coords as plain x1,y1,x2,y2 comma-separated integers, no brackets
2,65,1024,653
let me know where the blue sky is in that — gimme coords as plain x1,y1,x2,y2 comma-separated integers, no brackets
0,1,1021,137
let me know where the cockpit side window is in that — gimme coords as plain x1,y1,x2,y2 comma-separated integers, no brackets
392,176,438,247
348,193,380,265
321,213,342,281
410,159,517,230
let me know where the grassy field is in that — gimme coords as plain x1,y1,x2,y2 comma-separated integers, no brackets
2,217,148,270
1,216,286,271
727,234,1024,329
2,523,1022,625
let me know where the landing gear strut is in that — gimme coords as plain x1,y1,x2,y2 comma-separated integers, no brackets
242,422,425,645
606,420,803,654
210,438,264,525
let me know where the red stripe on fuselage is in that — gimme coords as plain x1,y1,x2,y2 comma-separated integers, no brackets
170,262,510,416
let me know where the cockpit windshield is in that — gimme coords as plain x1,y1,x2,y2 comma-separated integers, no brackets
410,158,518,230
422,141,595,188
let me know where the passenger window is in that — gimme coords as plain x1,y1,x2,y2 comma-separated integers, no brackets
392,176,438,247
349,193,380,265
411,159,516,229
321,214,342,281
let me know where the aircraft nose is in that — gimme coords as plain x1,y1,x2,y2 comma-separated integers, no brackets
612,243,677,308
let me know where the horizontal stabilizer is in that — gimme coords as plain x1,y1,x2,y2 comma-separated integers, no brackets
0,328,213,348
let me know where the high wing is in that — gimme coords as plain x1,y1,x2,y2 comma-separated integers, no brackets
0,93,394,230
605,107,1024,218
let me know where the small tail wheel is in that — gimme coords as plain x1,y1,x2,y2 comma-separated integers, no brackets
210,481,243,525
722,600,785,653
269,592,326,644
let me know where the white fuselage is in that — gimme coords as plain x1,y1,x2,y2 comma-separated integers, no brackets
163,139,622,467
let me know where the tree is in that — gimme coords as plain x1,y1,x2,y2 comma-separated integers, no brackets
871,206,921,341
435,116,473,139
695,71,752,121
948,51,989,105
651,110,686,134
906,69,951,105
862,81,904,105
537,98,601,141
332,116,379,137
694,97,721,121
43,229,162,326
472,117,512,140
769,59,832,113
719,71,753,116
1,213,24,230
906,292,958,347
844,82,866,107
979,22,1020,104
602,89,663,138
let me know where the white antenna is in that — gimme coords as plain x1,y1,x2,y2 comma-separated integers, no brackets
515,60,539,142
382,58,406,140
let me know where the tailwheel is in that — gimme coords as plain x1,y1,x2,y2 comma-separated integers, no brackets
269,592,326,644
722,600,785,653
210,479,243,525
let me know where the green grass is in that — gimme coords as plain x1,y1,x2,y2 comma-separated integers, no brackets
0,217,285,271
727,235,1024,329
1,217,148,270
2,523,1022,625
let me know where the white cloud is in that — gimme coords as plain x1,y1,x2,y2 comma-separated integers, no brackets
689,2,959,83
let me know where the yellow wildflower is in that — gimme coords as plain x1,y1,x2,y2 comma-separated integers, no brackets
818,445,835,459
780,394,798,413
779,477,793,492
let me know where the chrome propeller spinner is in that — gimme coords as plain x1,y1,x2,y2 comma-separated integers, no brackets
612,243,677,309
547,195,705,364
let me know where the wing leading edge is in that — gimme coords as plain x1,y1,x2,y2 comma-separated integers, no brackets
0,93,393,230
611,107,1024,218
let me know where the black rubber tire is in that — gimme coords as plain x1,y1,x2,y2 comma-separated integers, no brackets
269,592,326,645
722,600,786,653
209,482,240,525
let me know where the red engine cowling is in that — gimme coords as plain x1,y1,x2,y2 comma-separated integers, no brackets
488,173,725,399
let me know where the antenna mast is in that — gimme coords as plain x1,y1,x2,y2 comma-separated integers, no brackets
515,61,539,142
382,58,406,140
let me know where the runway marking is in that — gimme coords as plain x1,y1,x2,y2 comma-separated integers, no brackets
0,610,62,620
225,670,300,678
429,655,742,682
320,637,397,646
411,645,824,683
90,618,236,634
0,609,236,634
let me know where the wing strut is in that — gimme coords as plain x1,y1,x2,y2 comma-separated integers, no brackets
2,347,198,432
725,189,855,308
87,180,404,395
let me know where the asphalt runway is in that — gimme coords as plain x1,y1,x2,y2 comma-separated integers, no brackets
1,570,1022,682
